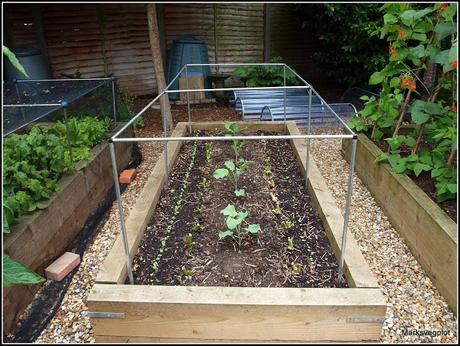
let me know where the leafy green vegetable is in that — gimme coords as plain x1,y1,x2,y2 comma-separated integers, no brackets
3,117,111,231
3,254,45,288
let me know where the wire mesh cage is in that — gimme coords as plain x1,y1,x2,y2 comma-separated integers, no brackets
2,78,117,137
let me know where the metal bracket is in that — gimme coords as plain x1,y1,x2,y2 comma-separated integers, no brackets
347,316,385,324
84,311,125,319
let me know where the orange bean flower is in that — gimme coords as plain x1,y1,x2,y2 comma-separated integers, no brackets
452,60,457,69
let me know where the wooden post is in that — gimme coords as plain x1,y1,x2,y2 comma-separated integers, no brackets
147,3,172,128
264,3,271,62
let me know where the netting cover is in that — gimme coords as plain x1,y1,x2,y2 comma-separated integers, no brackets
2,79,109,136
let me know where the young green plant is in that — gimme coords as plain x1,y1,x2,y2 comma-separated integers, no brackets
213,159,250,197
218,204,261,247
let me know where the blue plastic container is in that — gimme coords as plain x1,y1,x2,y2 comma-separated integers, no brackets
166,36,211,100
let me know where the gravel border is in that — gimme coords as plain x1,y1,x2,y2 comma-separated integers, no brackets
23,111,457,343
307,128,457,343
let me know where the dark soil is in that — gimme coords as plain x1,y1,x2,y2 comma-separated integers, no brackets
371,136,456,222
132,131,346,288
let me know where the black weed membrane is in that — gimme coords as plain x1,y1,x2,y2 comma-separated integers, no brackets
6,144,142,343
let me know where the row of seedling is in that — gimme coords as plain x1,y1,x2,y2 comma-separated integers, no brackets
261,139,295,254
151,140,199,271
213,122,260,247
181,141,213,279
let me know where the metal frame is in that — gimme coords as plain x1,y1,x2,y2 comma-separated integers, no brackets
108,63,357,285
3,76,119,163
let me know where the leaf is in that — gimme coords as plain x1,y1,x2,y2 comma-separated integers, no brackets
393,160,407,174
410,45,425,58
225,122,238,134
431,167,446,178
404,136,417,147
424,102,443,115
372,128,384,141
3,254,45,288
414,163,430,177
220,204,237,217
218,230,233,239
36,201,50,210
234,188,246,197
3,46,29,77
213,168,229,179
3,218,10,234
388,153,401,168
224,160,235,171
236,211,249,224
434,22,457,40
246,224,261,234
369,71,384,85
383,13,398,24
411,109,430,125
226,216,240,230
446,183,457,194
375,153,389,163
390,77,401,88
411,33,427,42
406,154,418,162
431,49,450,65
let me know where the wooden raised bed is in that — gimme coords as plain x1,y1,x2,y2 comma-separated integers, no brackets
3,124,133,334
88,121,386,343
342,134,457,314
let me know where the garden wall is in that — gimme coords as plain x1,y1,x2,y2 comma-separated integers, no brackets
3,124,133,335
342,134,457,314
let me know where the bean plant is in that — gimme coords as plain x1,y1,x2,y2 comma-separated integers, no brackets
348,3,457,202
218,204,261,247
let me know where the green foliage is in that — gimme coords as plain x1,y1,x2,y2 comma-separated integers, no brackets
289,4,388,89
234,57,299,87
349,3,457,203
3,254,45,288
3,45,29,77
218,204,260,247
213,122,251,196
213,159,250,196
151,141,199,271
3,117,111,233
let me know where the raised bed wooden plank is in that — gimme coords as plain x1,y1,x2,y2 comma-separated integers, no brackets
96,123,187,284
88,284,386,342
287,124,379,288
342,134,457,314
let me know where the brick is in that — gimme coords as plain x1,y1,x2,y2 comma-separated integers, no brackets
44,252,80,281
119,168,137,184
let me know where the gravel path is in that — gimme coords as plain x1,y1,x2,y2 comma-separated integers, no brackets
307,128,457,343
33,103,235,343
25,110,457,343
